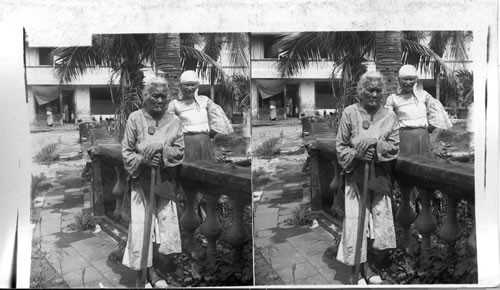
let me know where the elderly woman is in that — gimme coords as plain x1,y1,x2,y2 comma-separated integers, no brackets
167,70,233,161
122,76,184,288
385,64,451,156
336,71,400,285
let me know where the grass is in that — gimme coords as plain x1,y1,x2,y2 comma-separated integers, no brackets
31,173,51,199
253,136,281,157
285,205,313,226
33,142,59,164
31,173,52,223
252,167,271,190
68,209,96,231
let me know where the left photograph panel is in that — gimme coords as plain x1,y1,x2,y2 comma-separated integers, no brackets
28,33,252,288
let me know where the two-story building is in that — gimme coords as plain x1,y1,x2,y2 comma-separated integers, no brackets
249,33,472,119
25,35,248,126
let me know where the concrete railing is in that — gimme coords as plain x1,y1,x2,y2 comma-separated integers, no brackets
304,120,475,254
85,128,251,269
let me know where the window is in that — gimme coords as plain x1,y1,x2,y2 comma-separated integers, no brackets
263,36,279,59
315,81,339,109
38,47,54,65
90,87,117,115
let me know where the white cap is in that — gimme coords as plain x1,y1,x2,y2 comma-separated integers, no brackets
180,70,199,83
399,65,418,77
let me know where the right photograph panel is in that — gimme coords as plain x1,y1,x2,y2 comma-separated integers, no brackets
251,31,476,286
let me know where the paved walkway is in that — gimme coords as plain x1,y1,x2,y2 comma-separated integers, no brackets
253,128,351,286
31,128,136,288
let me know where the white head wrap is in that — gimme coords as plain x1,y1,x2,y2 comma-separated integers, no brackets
180,70,199,83
399,65,418,77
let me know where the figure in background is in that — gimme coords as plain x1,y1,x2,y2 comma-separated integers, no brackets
269,99,277,121
63,103,69,123
167,70,233,162
122,76,184,288
385,64,452,157
46,106,54,127
336,71,400,285
285,98,291,119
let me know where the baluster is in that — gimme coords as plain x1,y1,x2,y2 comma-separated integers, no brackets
180,184,200,253
92,158,105,216
439,193,460,255
200,193,223,270
395,182,416,249
227,197,247,266
309,152,323,211
329,159,343,218
112,166,125,218
414,188,437,255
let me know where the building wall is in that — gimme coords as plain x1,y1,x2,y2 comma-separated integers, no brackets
26,87,36,124
299,80,315,112
74,86,90,120
250,79,260,118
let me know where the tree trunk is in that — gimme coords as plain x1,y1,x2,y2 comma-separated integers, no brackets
154,33,182,100
374,31,403,101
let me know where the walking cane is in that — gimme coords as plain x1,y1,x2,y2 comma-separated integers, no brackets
139,166,157,288
351,161,370,284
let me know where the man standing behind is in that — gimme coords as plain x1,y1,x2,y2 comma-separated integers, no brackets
122,76,184,288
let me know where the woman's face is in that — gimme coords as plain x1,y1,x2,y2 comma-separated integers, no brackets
360,81,383,111
399,76,417,93
145,93,168,116
180,81,199,99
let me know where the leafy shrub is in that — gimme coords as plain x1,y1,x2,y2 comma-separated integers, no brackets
213,133,248,156
31,173,51,199
253,137,281,157
34,143,59,164
286,205,313,226
68,209,95,231
252,167,271,190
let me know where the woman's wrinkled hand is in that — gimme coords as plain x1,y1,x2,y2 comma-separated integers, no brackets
355,147,376,162
354,138,377,154
137,142,163,159
143,153,162,167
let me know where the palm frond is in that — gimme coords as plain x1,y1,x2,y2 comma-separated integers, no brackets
224,33,250,71
180,33,203,47
428,31,472,75
275,32,375,77
202,33,224,61
401,38,456,82
53,46,102,84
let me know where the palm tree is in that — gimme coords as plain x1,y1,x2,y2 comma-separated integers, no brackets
54,32,249,139
273,31,472,126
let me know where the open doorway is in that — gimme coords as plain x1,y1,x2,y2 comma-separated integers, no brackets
61,90,74,124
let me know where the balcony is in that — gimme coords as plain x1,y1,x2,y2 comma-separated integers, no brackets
26,65,247,86
25,66,120,86
251,59,337,79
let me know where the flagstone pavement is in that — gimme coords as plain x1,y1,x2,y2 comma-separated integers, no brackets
31,128,136,288
252,124,351,286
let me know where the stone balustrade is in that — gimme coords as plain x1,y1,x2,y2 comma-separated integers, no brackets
85,128,251,269
303,120,475,255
